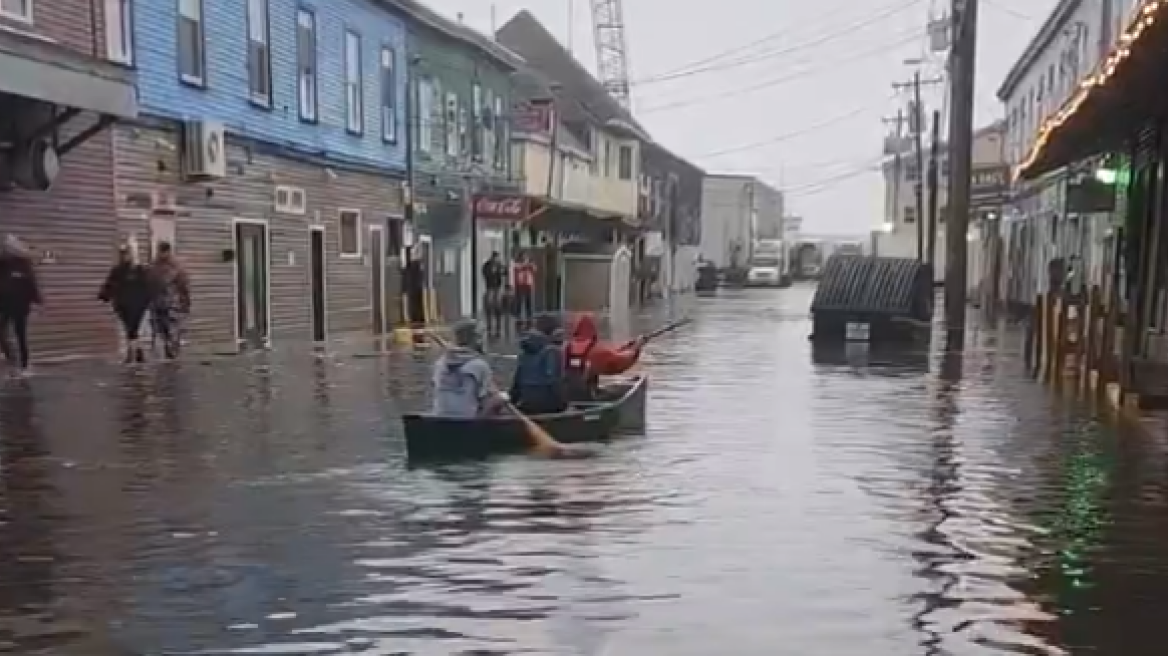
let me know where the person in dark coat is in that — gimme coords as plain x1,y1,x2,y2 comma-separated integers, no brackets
0,235,41,376
148,241,190,360
509,313,568,414
99,243,154,363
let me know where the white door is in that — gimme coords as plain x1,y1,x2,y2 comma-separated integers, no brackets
459,240,473,319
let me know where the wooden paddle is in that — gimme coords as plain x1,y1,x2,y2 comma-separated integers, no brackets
427,331,568,458
620,317,693,349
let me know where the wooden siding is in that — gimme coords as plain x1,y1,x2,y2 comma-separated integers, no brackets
0,126,120,359
112,123,403,349
133,0,407,172
1,0,102,55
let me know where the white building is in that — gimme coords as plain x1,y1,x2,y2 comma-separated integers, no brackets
877,123,1008,285
997,0,1142,309
700,175,783,269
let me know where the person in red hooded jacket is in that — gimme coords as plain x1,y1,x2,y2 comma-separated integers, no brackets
563,313,645,401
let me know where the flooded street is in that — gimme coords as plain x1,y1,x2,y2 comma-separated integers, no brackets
2,285,1167,654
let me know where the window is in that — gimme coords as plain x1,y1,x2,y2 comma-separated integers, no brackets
903,206,916,224
603,140,612,177
482,89,496,163
379,47,397,142
246,0,271,105
493,94,506,169
0,0,31,22
458,105,469,155
471,83,483,159
296,9,317,121
417,78,433,153
177,0,205,85
445,92,458,157
344,30,363,134
339,210,362,257
618,144,633,180
387,219,404,260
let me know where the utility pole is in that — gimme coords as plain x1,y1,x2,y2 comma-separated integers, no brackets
926,109,941,267
945,0,979,344
893,73,944,262
882,110,907,252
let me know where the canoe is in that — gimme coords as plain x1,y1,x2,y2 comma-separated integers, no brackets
403,375,649,461
582,374,648,431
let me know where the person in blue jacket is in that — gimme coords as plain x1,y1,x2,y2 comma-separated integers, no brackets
509,313,568,415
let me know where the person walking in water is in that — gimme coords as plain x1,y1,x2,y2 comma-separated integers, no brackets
511,251,536,328
148,241,190,360
0,235,41,377
99,242,154,363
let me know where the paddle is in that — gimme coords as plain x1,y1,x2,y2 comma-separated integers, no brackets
427,331,569,458
620,316,693,350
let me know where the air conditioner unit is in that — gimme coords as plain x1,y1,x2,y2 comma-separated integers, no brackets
182,120,227,180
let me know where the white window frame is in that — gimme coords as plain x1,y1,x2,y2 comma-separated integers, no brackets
417,78,433,154
104,0,134,64
471,83,483,160
246,0,272,106
296,9,317,122
338,209,363,259
344,30,363,134
617,144,633,180
493,94,505,169
379,46,397,143
445,92,459,158
177,0,206,85
0,0,31,23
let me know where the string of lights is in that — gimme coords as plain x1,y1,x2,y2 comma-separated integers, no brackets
639,28,926,115
633,0,926,86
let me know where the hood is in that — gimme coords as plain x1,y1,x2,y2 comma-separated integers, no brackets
570,314,599,341
519,330,550,354
1,235,29,259
441,346,481,371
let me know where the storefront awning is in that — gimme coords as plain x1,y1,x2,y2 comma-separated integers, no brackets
0,30,137,118
1018,1,1164,180
473,193,639,238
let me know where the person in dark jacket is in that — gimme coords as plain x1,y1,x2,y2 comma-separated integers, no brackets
148,241,191,360
509,313,567,414
0,235,41,376
99,243,154,363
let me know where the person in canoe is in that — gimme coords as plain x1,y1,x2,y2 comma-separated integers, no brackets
432,319,508,419
509,313,569,415
564,313,645,401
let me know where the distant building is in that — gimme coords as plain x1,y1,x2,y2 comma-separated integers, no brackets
700,175,783,269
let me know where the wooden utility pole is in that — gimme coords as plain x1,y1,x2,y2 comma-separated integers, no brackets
926,110,941,267
944,0,979,344
882,110,907,255
894,74,944,262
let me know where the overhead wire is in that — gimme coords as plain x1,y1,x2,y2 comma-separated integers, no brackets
633,0,927,86
638,28,926,115
782,157,888,197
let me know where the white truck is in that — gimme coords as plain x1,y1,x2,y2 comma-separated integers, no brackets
746,240,788,287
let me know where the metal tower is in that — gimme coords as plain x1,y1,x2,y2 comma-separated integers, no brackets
590,0,633,109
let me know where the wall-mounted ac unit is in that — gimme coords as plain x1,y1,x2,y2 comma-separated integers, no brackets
182,120,227,180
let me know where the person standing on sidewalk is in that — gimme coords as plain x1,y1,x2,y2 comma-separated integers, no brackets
512,251,536,328
148,242,190,360
99,243,154,363
481,251,506,336
0,235,41,377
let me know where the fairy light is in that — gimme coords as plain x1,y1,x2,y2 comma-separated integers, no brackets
1017,0,1166,178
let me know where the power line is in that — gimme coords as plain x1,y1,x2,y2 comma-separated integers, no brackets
633,0,926,86
783,158,887,196
639,28,925,115
695,96,895,159
981,0,1035,21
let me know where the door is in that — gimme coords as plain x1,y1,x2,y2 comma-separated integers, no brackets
235,221,270,348
309,226,326,342
369,225,386,334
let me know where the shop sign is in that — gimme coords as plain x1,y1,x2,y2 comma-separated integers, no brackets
473,195,529,220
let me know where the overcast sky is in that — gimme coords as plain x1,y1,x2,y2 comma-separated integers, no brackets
426,0,1057,235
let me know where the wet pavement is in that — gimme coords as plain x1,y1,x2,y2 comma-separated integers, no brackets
0,285,1165,654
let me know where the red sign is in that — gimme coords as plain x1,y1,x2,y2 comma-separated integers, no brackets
474,195,529,221
512,101,553,134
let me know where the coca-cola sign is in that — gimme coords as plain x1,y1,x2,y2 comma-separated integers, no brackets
473,195,529,220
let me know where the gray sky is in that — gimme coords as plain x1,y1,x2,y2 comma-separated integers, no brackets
427,0,1056,234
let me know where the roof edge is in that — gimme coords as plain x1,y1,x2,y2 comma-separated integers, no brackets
997,0,1083,100
378,0,521,70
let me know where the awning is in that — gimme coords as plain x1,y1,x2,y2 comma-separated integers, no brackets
1018,1,1164,180
0,29,137,118
473,193,639,237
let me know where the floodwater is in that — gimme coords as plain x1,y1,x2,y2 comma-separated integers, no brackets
0,285,1165,654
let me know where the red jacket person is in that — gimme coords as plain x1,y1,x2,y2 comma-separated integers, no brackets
563,313,643,399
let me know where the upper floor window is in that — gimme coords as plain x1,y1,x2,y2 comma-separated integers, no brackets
296,9,317,122
246,0,272,106
618,145,633,180
493,95,506,169
445,92,459,158
603,140,612,177
417,77,434,154
344,30,363,134
105,0,134,65
379,47,397,143
0,0,31,22
177,0,206,86
471,83,483,160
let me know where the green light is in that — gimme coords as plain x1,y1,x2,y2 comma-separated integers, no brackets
1095,167,1118,184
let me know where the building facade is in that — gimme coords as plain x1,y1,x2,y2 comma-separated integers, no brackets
997,0,1142,311
877,122,1008,285
120,0,410,351
0,0,138,358
405,7,518,325
700,175,782,271
640,142,704,298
